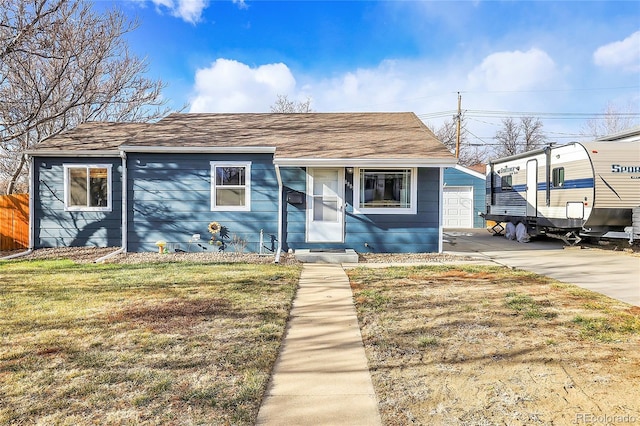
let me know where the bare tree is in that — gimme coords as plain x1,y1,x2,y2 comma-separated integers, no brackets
432,116,486,167
494,116,546,158
520,116,547,152
0,0,170,194
581,102,640,139
433,118,459,154
270,94,313,113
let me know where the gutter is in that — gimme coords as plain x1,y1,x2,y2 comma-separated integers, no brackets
274,158,458,168
2,154,35,261
274,164,283,263
119,145,276,154
23,149,119,157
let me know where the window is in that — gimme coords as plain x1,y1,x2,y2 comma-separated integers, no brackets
501,175,513,191
354,168,417,214
552,167,565,188
64,164,112,211
210,162,251,211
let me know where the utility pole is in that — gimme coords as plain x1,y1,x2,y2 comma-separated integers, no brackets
455,92,462,159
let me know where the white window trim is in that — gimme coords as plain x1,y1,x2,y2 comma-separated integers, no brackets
63,164,113,212
210,161,252,211
353,167,417,215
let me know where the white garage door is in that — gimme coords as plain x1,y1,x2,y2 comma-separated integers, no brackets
443,186,473,228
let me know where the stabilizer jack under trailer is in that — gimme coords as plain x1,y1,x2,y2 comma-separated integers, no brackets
490,223,583,246
485,215,639,247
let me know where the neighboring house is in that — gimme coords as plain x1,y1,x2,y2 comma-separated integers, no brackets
442,165,486,228
26,113,457,257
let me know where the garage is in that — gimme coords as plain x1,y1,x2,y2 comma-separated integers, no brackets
443,186,473,228
443,165,486,228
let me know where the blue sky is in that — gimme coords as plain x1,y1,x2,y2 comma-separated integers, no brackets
104,0,639,144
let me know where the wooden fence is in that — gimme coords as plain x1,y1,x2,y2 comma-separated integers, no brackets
0,193,29,251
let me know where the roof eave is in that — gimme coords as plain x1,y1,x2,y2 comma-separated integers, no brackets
452,164,486,179
119,145,277,154
273,157,458,167
25,149,120,157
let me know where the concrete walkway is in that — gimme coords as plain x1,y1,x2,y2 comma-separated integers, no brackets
256,264,382,426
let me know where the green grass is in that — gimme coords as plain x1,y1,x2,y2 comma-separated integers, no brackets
572,313,640,342
0,259,301,425
505,291,558,320
416,335,439,347
355,289,390,310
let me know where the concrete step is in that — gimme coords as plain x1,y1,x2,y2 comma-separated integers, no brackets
293,249,359,264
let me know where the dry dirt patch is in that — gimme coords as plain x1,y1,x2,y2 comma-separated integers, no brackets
348,265,640,425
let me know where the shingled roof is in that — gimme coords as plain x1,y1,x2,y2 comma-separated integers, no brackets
31,113,455,164
35,122,150,152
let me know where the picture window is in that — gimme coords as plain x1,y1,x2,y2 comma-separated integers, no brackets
353,168,417,214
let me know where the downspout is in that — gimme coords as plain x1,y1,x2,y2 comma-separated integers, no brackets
94,150,127,263
438,166,445,253
274,164,283,263
1,154,35,260
121,150,127,254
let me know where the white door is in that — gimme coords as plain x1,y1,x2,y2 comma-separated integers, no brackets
526,160,538,217
443,186,473,228
307,168,344,242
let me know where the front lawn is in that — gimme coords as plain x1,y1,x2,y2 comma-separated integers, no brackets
0,260,301,425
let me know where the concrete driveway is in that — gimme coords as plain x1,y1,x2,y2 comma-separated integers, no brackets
443,229,640,307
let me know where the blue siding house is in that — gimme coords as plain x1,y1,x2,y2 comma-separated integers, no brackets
442,165,486,228
26,113,457,258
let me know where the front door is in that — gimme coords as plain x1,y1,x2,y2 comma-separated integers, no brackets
526,160,538,217
307,168,344,243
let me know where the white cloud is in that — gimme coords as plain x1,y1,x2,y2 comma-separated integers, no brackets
186,54,612,142
232,0,248,10
467,48,558,92
593,31,640,72
149,0,209,24
311,60,434,112
187,55,564,117
189,59,296,112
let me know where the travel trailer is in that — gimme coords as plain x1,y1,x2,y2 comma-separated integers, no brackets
483,128,640,244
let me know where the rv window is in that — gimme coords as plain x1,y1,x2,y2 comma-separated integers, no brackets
552,167,565,188
501,175,513,191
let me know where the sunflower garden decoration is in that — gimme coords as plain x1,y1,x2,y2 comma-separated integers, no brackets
208,221,229,251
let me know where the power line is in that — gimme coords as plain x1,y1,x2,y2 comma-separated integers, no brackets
419,110,640,121
457,85,639,94
465,110,639,119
